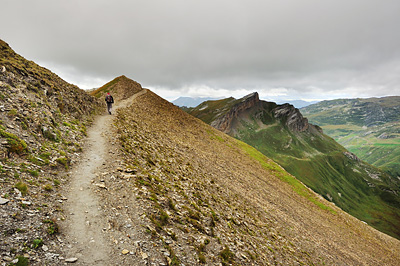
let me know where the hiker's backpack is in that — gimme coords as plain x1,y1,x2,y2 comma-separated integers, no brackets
106,95,113,103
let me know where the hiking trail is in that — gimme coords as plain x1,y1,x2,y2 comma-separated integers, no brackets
61,90,147,265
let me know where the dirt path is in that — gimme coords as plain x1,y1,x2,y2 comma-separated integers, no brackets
61,90,147,265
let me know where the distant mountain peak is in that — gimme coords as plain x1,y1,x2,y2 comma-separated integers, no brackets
272,103,310,132
241,92,259,102
210,92,260,133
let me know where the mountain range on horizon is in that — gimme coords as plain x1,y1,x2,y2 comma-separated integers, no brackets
1,38,400,265
173,96,318,108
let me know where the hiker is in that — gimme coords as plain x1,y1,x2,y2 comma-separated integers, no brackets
105,92,114,115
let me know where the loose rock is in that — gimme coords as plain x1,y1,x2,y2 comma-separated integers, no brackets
0,197,10,205
65,257,78,263
121,249,130,255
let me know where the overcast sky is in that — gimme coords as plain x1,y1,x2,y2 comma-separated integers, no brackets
1,0,400,101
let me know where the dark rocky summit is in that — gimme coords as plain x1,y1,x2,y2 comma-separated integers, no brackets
211,92,260,132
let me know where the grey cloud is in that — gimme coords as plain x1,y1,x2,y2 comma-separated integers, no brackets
1,0,400,99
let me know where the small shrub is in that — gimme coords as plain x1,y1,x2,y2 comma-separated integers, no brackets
168,198,177,211
47,225,58,235
198,253,206,264
32,238,43,249
171,231,177,241
27,169,39,177
8,109,18,116
15,182,28,196
0,127,28,155
220,246,235,266
43,184,53,191
53,179,60,187
159,210,169,226
56,156,70,169
13,255,29,266
43,219,59,235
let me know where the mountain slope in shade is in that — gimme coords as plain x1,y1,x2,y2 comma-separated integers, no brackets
111,87,400,265
301,97,400,177
186,92,400,240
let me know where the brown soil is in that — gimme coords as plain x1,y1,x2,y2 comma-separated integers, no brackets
61,90,151,265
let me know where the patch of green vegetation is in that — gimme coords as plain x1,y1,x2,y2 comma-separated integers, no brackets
53,179,60,187
55,156,70,169
220,245,235,266
63,121,76,130
164,243,180,266
10,256,29,266
0,126,28,154
32,238,43,249
43,219,59,235
8,109,18,116
198,252,206,264
188,97,237,124
15,182,28,196
90,78,119,98
43,184,53,191
26,169,39,177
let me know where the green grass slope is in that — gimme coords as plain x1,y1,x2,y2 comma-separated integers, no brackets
187,96,400,240
301,97,400,177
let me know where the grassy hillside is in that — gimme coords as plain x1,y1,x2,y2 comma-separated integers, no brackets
109,89,400,265
187,95,400,240
301,97,400,177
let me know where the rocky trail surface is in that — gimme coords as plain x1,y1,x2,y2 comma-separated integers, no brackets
61,90,149,265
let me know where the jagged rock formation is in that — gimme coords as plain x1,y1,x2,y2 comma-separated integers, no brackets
207,92,321,135
187,93,400,240
272,103,310,132
211,92,260,133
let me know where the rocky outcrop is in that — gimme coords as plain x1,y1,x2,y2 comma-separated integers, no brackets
211,92,259,132
344,151,361,162
272,103,310,132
